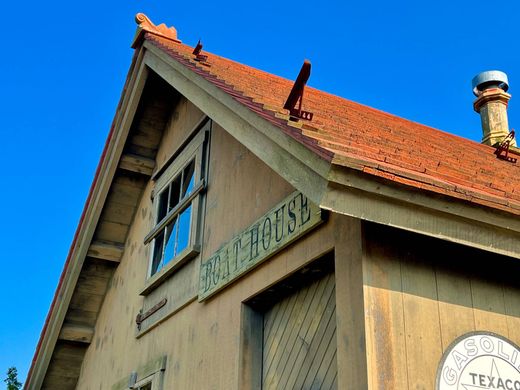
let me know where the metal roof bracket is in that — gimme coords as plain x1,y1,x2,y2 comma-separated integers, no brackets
284,60,314,121
494,130,518,163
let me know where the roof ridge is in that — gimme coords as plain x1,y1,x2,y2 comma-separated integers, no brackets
132,13,181,49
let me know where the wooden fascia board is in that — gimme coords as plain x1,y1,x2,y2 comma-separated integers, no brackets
325,165,520,259
142,43,331,205
328,164,520,234
26,49,149,390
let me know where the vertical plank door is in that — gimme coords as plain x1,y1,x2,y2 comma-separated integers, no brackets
262,272,337,390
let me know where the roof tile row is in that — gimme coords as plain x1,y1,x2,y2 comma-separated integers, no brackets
146,33,520,215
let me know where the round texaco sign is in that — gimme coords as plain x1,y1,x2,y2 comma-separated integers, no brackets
437,332,520,390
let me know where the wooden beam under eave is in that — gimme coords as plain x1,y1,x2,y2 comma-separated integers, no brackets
87,241,124,263
119,153,155,176
58,324,94,344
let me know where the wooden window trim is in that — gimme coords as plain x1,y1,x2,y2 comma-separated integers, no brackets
144,179,205,245
111,356,166,390
132,374,161,390
140,245,200,296
143,120,209,295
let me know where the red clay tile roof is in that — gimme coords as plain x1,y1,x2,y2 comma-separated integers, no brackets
145,33,520,216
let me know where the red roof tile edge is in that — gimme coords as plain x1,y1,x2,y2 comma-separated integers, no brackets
333,152,520,215
23,49,141,390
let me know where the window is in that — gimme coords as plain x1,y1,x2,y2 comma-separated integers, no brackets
113,356,166,390
143,120,209,286
136,382,152,390
150,159,196,275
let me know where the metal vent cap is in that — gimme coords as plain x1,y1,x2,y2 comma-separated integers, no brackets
472,70,509,96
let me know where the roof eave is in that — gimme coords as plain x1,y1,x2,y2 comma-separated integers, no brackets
24,46,150,390
325,163,520,259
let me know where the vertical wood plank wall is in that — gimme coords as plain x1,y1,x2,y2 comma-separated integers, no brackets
363,223,520,390
75,97,350,389
262,272,337,390
69,87,520,390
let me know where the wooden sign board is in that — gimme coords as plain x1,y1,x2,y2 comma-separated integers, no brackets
198,192,324,301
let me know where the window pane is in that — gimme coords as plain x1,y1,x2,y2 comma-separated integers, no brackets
177,204,192,254
139,384,152,390
182,160,195,197
157,188,169,221
163,217,179,265
151,231,165,275
169,175,181,211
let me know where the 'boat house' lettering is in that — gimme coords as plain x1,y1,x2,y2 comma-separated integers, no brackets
199,192,323,300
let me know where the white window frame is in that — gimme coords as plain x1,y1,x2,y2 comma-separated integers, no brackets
141,119,209,295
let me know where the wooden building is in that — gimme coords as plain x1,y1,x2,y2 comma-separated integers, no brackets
25,14,520,390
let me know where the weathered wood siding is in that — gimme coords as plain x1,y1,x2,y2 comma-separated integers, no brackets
362,222,520,390
262,272,337,390
70,89,520,390
74,97,352,389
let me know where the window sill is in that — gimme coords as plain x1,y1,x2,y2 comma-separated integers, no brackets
140,246,200,296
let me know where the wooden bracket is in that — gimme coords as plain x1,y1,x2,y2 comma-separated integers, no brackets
58,323,94,344
87,241,124,263
119,154,156,176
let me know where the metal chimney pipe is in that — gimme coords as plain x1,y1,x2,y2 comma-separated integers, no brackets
472,70,515,146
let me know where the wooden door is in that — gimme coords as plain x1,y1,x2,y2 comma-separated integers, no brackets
261,272,337,390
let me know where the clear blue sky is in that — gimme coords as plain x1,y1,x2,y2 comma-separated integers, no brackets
1,0,519,384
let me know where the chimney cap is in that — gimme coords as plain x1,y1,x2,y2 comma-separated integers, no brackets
472,70,509,96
